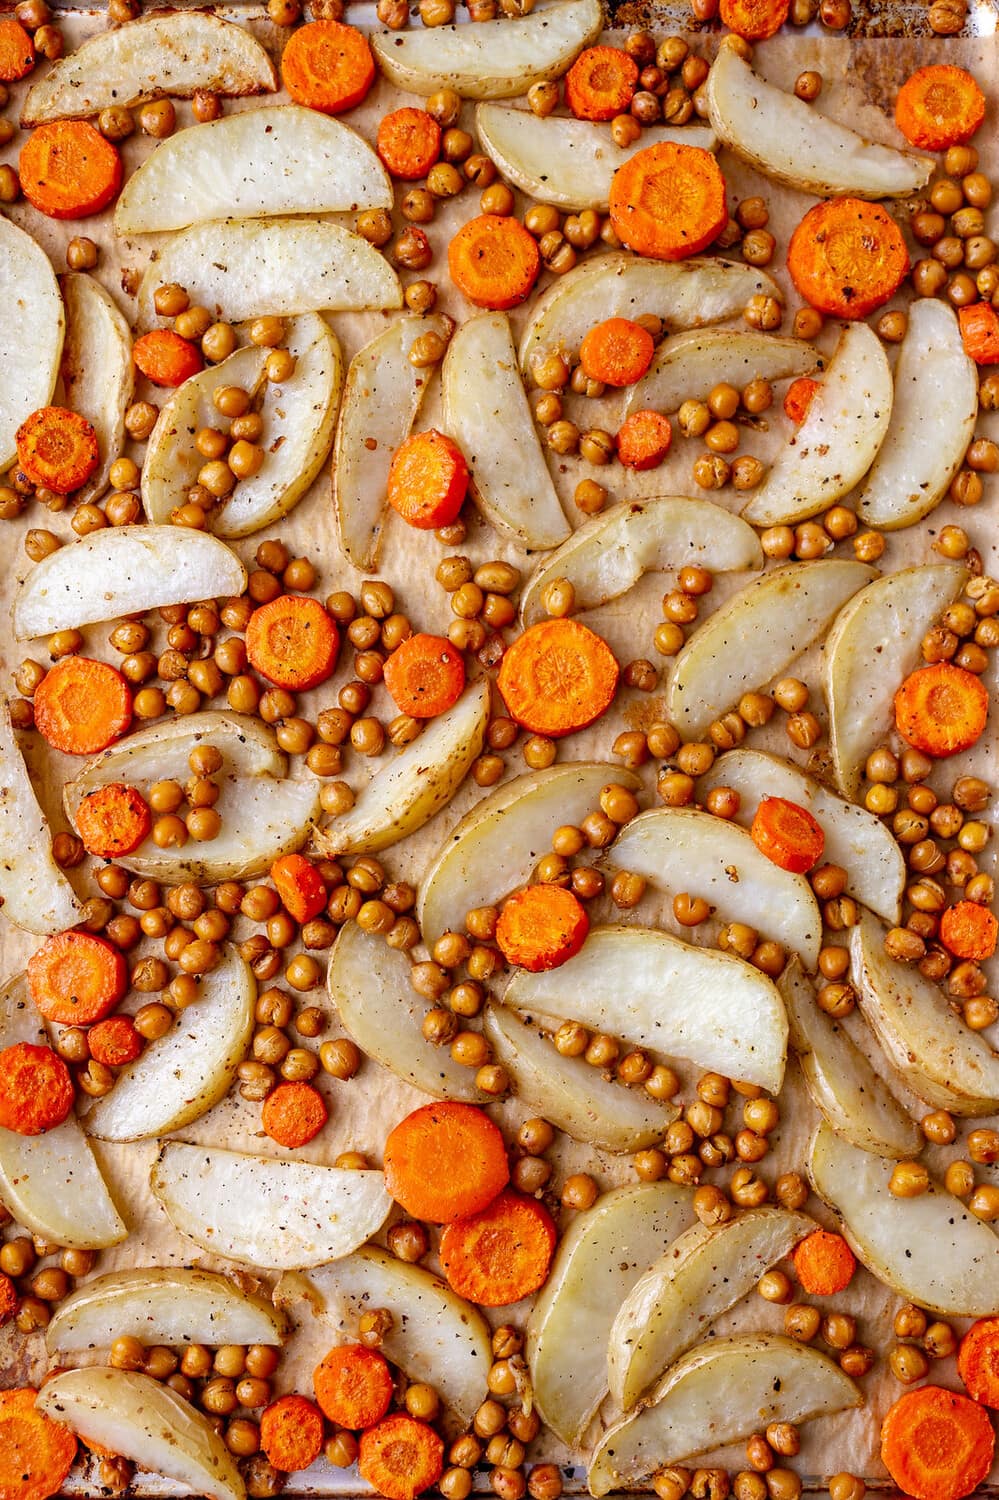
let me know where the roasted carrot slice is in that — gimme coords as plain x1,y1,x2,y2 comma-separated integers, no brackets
448,214,541,311
750,796,825,874
19,121,122,219
376,107,441,180
564,45,638,121
75,783,151,859
959,1318,999,1408
793,1229,855,1296
496,884,589,973
497,619,619,738
894,662,988,758
0,1043,75,1137
940,900,998,961
579,318,655,388
15,407,99,494
260,1393,325,1472
281,20,375,114
383,1101,509,1223
33,657,132,756
387,429,469,530
314,1344,393,1429
270,853,328,925
28,931,127,1028
0,1274,16,1327
382,633,466,719
0,18,34,81
787,198,909,320
959,302,999,365
132,330,204,388
87,1015,143,1069
245,595,340,691
895,64,986,151
783,376,821,425
881,1386,994,1500
359,1413,444,1500
261,1080,328,1149
439,1189,557,1306
719,0,790,38
616,409,672,470
609,142,728,261
0,1388,77,1500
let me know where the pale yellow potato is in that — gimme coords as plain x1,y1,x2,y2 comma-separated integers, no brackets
0,217,63,470
625,328,820,418
60,272,133,509
0,701,80,935
47,1268,288,1353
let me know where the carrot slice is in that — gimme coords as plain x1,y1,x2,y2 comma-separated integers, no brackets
382,633,466,719
959,302,999,365
496,884,589,973
87,1015,143,1069
783,376,821,425
787,198,909,320
959,1318,999,1408
564,45,639,122
579,318,655,388
940,900,998,962
133,329,204,388
383,1101,509,1223
894,662,988,758
260,1394,325,1473
793,1229,855,1296
19,121,122,220
245,595,340,691
314,1344,393,1429
15,406,99,494
0,18,34,81
616,409,673,470
261,1080,328,1149
750,796,825,875
609,141,728,261
377,107,441,180
387,429,469,530
448,214,541,311
28,931,127,1028
281,20,375,114
439,1189,557,1306
719,0,790,37
0,1388,77,1500
75,783,151,859
0,1043,74,1137
33,657,132,756
895,65,986,151
881,1386,994,1500
359,1413,444,1500
270,854,327,924
0,1274,16,1327
497,619,619,738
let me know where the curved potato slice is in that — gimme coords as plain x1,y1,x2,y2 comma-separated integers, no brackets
483,1004,677,1151
475,104,717,212
505,925,788,1094
666,559,876,739
47,1268,287,1353
809,1122,999,1317
608,809,822,971
0,701,80,934
371,0,601,99
855,300,977,531
0,218,63,470
13,527,246,638
115,105,390,234
822,563,967,798
334,315,452,570
519,497,762,626
528,1184,693,1447
38,1369,245,1500
442,313,569,550
417,763,641,946
705,47,932,199
21,11,275,125
626,329,821,418
315,680,489,856
60,273,133,509
151,1143,392,1270
137,219,401,326
589,1334,860,1494
608,1207,814,1411
741,323,893,527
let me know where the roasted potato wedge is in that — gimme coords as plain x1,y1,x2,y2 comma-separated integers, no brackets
0,701,80,935
0,217,63,470
60,273,133,509
47,1268,287,1353
625,329,820,418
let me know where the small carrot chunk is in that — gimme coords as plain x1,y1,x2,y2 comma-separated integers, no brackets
719,0,790,38
787,198,909,320
0,18,34,81
75,783,151,859
27,930,128,1028
0,1273,16,1327
133,329,204,388
15,406,99,494
439,1189,557,1306
783,376,821,425
881,1386,994,1500
377,107,441,180
271,853,327,924
87,1015,143,1069
895,64,986,151
0,1043,74,1136
260,1393,325,1473
579,318,655,388
261,1080,328,1149
750,796,825,874
959,302,999,365
940,900,998,961
448,214,541,311
617,409,673,470
281,20,376,114
245,595,340,691
33,657,132,756
959,1318,999,1408
496,884,589,973
564,45,639,121
0,1388,77,1500
314,1344,393,1429
387,429,469,531
894,661,989,758
359,1413,444,1500
383,1101,509,1223
382,633,466,719
497,618,619,737
19,121,122,220
793,1228,855,1296
609,141,728,262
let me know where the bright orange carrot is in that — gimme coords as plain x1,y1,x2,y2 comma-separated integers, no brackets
387,429,469,530
0,18,34,81
579,318,655,388
359,1414,444,1500
132,329,204,388
382,633,465,719
19,121,122,219
793,1229,855,1296
0,1274,16,1327
271,853,328,924
448,214,541,311
33,657,132,756
719,0,790,37
895,65,986,150
376,107,441,180
27,930,127,1027
564,45,639,121
496,884,589,973
787,198,909,319
783,376,821,425
261,1080,328,1149
497,619,619,737
383,1101,509,1223
0,1388,77,1500
0,1044,74,1137
940,900,998,961
314,1344,393,1429
959,302,999,365
281,20,375,114
609,141,728,261
245,595,340,691
439,1189,557,1306
260,1393,325,1472
87,1015,143,1069
75,783,151,859
15,407,99,494
959,1318,999,1408
750,797,825,874
616,409,673,470
881,1386,994,1500
894,662,989,758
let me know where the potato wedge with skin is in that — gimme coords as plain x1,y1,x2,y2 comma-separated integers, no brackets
705,46,933,199
519,497,762,627
0,217,63,471
115,105,391,235
528,1183,694,1448
589,1334,861,1494
314,679,489,857
0,700,80,935
625,329,821,419
666,559,876,740
608,1207,814,1411
822,563,968,799
151,1143,392,1270
418,763,641,947
38,1368,245,1500
60,273,133,509
47,1268,288,1353
442,313,570,550
741,323,893,527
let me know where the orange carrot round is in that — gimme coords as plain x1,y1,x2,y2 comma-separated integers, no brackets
387,429,468,530
959,1318,999,1408
787,198,909,320
940,900,998,961
0,1043,74,1137
260,1393,325,1473
448,214,541,311
75,783,151,859
382,633,465,719
33,657,132,756
895,65,986,150
959,302,999,365
15,406,99,494
376,107,441,180
564,45,639,121
793,1228,855,1296
19,121,122,219
609,141,727,261
881,1386,994,1500
894,662,988,758
496,884,589,973
750,797,825,874
383,1101,509,1223
359,1413,444,1500
132,329,204,388
439,1189,557,1306
271,853,328,924
314,1344,393,1429
497,619,619,738
261,1080,328,1149
0,1273,16,1327
245,595,340,691
0,1388,77,1500
281,20,375,114
783,376,821,425
719,0,790,38
616,409,673,470
28,931,127,1027
579,318,655,388
87,1015,143,1069
0,18,34,81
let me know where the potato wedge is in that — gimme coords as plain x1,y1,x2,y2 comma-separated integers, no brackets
371,0,601,99
519,497,762,626
527,1183,693,1448
13,527,246,638
115,105,391,234
314,680,489,856
608,1207,814,1411
418,763,641,947
151,1143,392,1269
607,809,822,972
625,329,821,418
333,315,452,570
442,313,570,550
47,1268,287,1353
38,1368,245,1500
697,749,905,925
706,46,932,199
505,925,788,1094
589,1334,861,1494
741,323,893,527
666,559,876,739
0,217,63,470
21,11,276,126
0,700,80,935
137,219,401,326
822,563,967,799
483,1004,677,1151
809,1122,999,1317
60,273,133,509
780,958,922,1159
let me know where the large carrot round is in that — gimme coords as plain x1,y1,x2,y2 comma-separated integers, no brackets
382,633,465,719
87,1015,143,1069
383,1101,509,1223
281,20,375,114
0,18,34,81
33,657,132,756
783,376,821,425
19,121,122,219
616,409,672,470
133,330,204,388
579,318,655,388
750,797,825,874
27,930,127,1027
0,1388,77,1500
940,901,998,961
260,1393,325,1472
792,1229,855,1296
448,214,541,311
609,142,728,261
439,1190,557,1306
359,1414,444,1500
75,783,151,859
16,407,99,494
564,45,638,121
895,65,986,150
377,108,441,180
787,198,909,320
894,662,988,758
261,1080,328,1148
959,302,999,365
245,595,340,691
719,0,790,38
881,1386,994,1500
387,429,469,530
0,1043,75,1136
959,1318,999,1408
497,619,619,737
496,884,589,973
314,1344,393,1429
271,854,328,924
